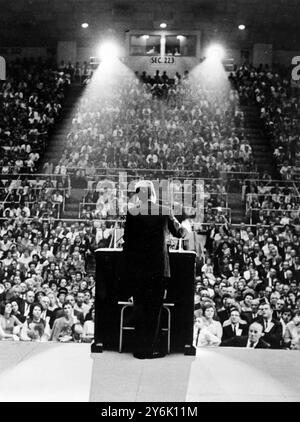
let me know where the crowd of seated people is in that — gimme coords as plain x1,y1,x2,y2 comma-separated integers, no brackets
230,64,300,180
193,218,300,350
1,58,299,350
243,180,300,225
0,215,118,342
0,57,70,174
0,175,70,219
50,69,255,179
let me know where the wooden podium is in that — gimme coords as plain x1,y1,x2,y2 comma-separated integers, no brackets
92,248,196,354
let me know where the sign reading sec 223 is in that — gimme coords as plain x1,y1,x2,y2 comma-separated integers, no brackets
151,56,175,64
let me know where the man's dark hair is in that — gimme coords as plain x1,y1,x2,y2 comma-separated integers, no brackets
221,293,232,303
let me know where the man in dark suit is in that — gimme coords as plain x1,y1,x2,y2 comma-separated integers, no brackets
237,245,252,269
217,294,235,325
241,298,260,325
40,295,55,325
221,322,270,349
222,307,248,342
123,181,186,359
204,219,230,256
254,302,283,349
19,289,35,318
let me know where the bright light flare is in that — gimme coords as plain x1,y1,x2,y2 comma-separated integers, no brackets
98,41,119,60
206,44,225,61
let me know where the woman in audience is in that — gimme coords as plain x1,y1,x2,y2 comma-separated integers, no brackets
0,302,23,341
20,302,51,341
10,300,26,323
283,309,300,349
193,302,223,347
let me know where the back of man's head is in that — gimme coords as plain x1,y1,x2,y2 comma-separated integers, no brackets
135,180,156,204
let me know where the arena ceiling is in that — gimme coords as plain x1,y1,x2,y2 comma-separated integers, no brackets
0,0,300,49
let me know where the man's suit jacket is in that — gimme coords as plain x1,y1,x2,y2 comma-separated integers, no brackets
238,252,253,269
222,322,249,341
201,224,229,254
19,300,31,317
278,270,294,285
293,268,300,283
221,335,270,349
203,226,217,253
241,311,259,325
217,309,231,325
267,259,280,272
254,316,283,349
123,202,185,279
42,309,55,328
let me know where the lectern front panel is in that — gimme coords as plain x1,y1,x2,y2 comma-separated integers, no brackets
94,249,195,352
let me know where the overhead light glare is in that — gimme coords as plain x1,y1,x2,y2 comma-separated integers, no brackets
98,41,119,60
206,44,225,60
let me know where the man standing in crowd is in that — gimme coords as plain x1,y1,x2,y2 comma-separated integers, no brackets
255,302,283,349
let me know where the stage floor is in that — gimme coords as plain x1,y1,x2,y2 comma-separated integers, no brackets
0,342,299,402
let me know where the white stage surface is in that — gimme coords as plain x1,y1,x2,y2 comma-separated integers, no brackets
0,342,299,402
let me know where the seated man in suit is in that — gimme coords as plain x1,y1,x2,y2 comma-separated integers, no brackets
217,294,236,325
221,322,270,349
222,307,248,342
241,298,260,325
254,301,283,349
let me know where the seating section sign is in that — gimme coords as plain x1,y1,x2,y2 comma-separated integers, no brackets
150,56,176,65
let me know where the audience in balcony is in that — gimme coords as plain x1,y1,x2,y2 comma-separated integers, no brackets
47,68,255,179
230,64,300,179
0,57,70,174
